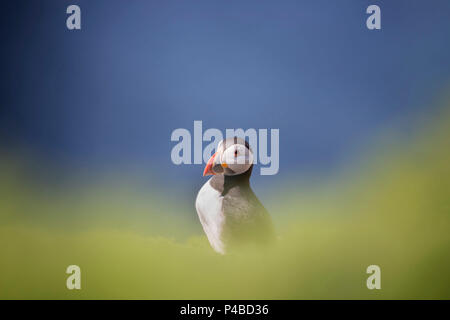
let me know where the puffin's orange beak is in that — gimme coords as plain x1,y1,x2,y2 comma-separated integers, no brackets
203,152,217,176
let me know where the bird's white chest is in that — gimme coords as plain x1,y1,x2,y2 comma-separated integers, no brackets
195,179,226,254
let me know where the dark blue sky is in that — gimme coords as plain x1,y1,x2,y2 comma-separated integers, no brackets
1,1,449,197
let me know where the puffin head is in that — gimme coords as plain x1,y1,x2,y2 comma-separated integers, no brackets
203,137,254,176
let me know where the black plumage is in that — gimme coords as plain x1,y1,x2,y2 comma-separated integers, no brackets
208,165,274,251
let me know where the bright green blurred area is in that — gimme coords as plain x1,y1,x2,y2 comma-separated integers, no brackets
1,103,450,299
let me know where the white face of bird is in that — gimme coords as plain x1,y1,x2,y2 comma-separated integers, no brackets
219,142,254,175
203,138,254,176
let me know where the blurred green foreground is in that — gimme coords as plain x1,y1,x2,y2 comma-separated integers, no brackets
1,104,449,299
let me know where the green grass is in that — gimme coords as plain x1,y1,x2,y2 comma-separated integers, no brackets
1,104,450,299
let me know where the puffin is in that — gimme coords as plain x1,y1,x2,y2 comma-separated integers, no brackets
195,137,274,254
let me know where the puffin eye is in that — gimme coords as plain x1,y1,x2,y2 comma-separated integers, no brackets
234,149,238,157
